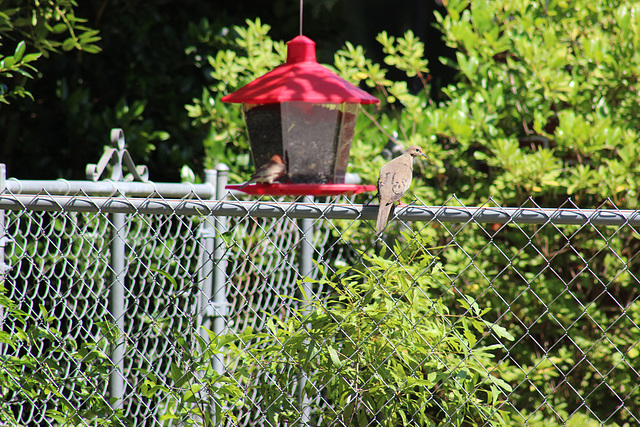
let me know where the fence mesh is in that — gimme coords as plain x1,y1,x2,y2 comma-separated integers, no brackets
1,186,639,427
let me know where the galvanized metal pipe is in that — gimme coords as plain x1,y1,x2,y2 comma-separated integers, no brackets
4,178,214,199
297,195,314,426
1,194,639,227
109,210,126,410
0,165,6,358
0,165,6,285
212,165,230,374
2,172,360,199
198,170,217,343
211,165,230,426
299,195,315,302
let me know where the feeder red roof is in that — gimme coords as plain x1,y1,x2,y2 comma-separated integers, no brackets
221,35,379,105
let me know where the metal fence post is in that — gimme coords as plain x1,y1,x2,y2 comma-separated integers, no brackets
297,194,315,426
0,164,6,285
212,164,230,376
299,195,315,302
192,168,217,427
109,209,127,409
0,164,6,358
198,169,217,343
208,163,230,426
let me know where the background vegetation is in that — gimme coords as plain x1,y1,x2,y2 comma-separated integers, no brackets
0,0,448,181
2,0,639,425
227,235,515,426
189,1,640,423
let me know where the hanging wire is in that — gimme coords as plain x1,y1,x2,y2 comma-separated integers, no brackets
299,0,303,35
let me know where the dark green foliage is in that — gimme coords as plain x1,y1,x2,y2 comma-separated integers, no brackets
0,1,359,181
0,284,127,426
330,0,640,423
0,0,100,104
3,0,639,424
191,0,640,423
227,234,513,426
137,325,244,427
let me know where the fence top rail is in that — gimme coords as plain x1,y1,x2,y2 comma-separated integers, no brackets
1,193,639,227
3,178,215,199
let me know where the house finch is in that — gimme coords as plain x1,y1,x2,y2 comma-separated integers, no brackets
239,154,286,189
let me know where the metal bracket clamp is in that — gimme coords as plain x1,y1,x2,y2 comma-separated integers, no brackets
86,129,149,182
197,225,217,239
205,301,230,318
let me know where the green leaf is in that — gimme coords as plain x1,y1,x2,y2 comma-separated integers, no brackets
82,44,102,54
14,41,26,62
62,38,79,51
184,384,202,403
23,52,42,63
52,23,68,33
2,56,15,69
15,68,34,79
487,322,515,341
159,410,179,421
150,267,178,288
488,376,513,393
327,345,343,368
170,362,188,387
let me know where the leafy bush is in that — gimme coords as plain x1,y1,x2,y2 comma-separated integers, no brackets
0,284,125,426
186,18,287,181
191,0,640,423
137,326,244,427
137,273,244,427
0,40,41,103
227,234,514,426
0,0,100,104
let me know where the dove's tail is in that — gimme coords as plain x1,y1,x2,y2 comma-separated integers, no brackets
376,202,393,234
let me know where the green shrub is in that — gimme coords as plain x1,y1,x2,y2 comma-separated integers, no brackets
0,284,126,426
227,234,514,426
186,18,287,181
136,272,244,427
137,326,244,427
192,1,640,422
0,0,100,104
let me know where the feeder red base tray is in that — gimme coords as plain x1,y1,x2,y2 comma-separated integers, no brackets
226,183,376,196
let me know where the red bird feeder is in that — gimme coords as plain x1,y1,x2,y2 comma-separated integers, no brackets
222,35,379,196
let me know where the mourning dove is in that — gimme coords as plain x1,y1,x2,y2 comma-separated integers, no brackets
239,154,285,188
375,145,426,234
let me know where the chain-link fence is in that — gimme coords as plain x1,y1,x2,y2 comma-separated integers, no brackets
1,162,640,427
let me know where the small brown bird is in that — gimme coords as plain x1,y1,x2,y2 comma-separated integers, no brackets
239,154,286,188
376,145,426,234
